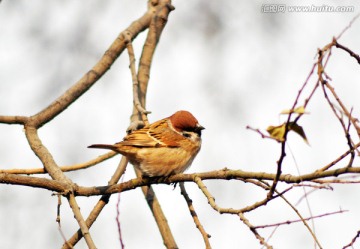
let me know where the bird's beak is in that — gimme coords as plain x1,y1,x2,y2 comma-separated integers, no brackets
196,124,205,131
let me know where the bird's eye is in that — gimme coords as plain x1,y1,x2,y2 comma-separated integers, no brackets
182,132,191,138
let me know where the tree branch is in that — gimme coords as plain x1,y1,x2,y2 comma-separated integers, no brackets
0,151,116,174
62,157,129,249
180,182,211,249
26,9,153,129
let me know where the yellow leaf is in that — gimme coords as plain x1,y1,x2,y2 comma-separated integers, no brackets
280,106,309,115
266,124,286,142
266,122,309,144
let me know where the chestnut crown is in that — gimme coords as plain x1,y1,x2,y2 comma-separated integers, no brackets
169,110,205,135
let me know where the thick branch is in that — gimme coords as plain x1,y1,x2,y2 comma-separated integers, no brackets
131,0,174,123
0,173,68,192
4,167,360,197
0,115,28,125
24,125,72,185
26,10,153,129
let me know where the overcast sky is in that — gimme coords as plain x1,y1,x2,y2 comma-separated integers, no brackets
1,1,360,248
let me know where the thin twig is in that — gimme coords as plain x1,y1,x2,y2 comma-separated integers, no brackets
56,195,73,248
317,142,360,172
335,39,360,64
124,33,151,122
277,190,323,248
246,126,279,141
180,182,211,249
116,177,125,249
0,151,117,174
336,13,360,40
343,229,360,249
254,209,348,229
238,212,273,249
131,0,175,126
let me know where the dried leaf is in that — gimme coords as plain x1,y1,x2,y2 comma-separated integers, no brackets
288,122,309,145
280,106,309,115
266,122,309,144
266,124,286,142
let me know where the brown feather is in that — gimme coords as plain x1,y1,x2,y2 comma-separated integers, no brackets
88,144,118,150
87,110,204,177
169,110,199,132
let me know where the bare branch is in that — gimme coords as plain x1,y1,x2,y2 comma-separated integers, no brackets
0,151,116,174
124,1,178,248
116,179,125,249
124,34,151,121
0,173,68,192
255,209,348,229
238,212,273,249
343,229,360,249
180,183,211,249
0,115,28,125
336,13,360,40
335,39,360,64
62,156,129,249
317,142,360,172
5,167,360,198
25,8,153,129
67,194,96,249
131,0,175,125
24,126,72,185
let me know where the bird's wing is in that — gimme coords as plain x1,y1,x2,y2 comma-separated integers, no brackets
118,119,182,148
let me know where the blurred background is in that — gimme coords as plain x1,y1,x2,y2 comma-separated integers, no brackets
1,0,360,248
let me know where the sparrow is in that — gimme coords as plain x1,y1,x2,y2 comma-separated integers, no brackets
88,110,204,177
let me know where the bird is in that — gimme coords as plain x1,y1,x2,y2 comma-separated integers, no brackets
88,110,205,177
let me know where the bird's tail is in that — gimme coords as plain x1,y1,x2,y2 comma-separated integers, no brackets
88,144,117,150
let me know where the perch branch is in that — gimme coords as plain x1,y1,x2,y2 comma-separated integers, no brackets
126,1,178,248
5,166,360,197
